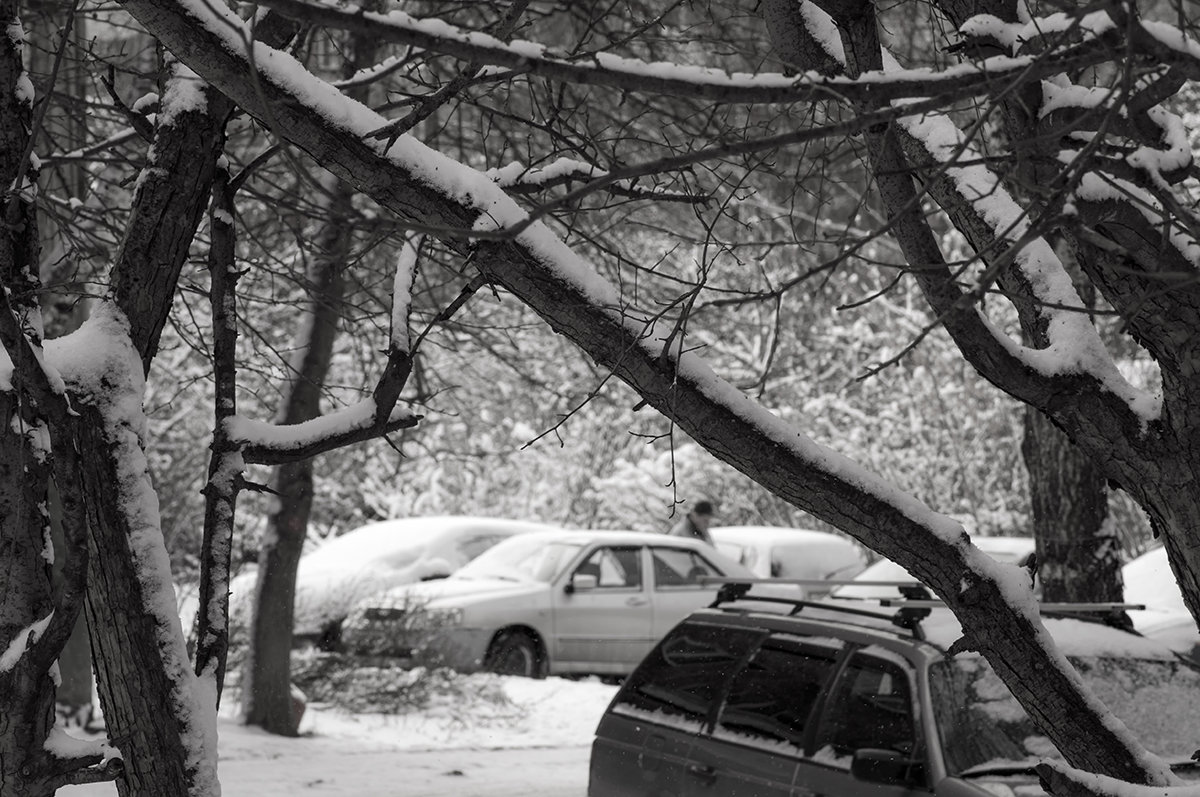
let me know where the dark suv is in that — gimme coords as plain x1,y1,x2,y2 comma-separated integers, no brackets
588,589,1200,797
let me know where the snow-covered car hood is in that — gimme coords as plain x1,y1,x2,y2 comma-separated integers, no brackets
364,577,547,610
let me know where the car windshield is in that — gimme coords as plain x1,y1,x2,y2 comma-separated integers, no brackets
454,538,585,583
931,654,1200,776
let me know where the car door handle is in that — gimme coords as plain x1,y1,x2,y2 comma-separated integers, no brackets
686,764,718,786
626,596,648,606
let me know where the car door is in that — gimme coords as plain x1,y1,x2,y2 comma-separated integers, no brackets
794,648,932,797
650,545,728,640
591,621,765,797
554,544,653,669
685,634,846,797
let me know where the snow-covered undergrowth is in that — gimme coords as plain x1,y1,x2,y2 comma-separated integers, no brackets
225,672,618,752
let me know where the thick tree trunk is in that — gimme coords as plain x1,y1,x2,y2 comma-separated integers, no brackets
1023,407,1124,605
77,405,206,797
0,4,69,792
242,172,353,734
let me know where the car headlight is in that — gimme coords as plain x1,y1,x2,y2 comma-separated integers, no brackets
363,606,406,622
429,608,463,626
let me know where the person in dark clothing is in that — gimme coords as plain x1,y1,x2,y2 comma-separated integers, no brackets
668,500,715,546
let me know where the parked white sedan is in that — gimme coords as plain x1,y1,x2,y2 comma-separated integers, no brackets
341,530,753,677
225,516,559,646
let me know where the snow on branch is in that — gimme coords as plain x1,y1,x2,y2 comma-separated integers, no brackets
390,234,421,355
0,612,52,673
487,157,704,203
228,400,419,465
252,0,1119,107
892,105,1159,424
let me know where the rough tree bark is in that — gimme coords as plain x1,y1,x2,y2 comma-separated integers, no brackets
0,4,90,792
1023,407,1124,605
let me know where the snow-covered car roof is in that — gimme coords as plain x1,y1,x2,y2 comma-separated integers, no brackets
829,536,1034,601
1121,545,1197,655
461,528,729,548
297,516,560,574
918,608,1182,661
709,526,855,544
228,516,563,636
709,526,867,581
1123,545,1185,613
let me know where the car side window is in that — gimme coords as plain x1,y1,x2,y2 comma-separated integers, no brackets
651,547,722,589
811,651,918,769
575,546,643,589
611,622,764,731
713,637,842,755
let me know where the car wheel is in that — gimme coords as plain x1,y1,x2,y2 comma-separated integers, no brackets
485,630,545,678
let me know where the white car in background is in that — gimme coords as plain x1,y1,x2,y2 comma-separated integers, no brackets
1123,545,1199,656
829,536,1035,601
227,516,561,646
709,526,867,598
829,537,1200,657
342,529,754,677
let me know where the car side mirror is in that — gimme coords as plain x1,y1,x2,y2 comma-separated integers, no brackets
851,749,923,786
567,573,599,594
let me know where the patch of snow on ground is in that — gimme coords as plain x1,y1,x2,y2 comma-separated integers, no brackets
285,674,617,752
63,675,617,796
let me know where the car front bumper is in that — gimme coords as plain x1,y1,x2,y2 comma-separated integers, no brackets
342,612,494,671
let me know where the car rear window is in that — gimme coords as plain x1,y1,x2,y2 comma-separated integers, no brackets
812,651,918,768
713,636,842,755
611,622,764,732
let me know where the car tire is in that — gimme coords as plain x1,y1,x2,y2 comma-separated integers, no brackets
485,630,546,678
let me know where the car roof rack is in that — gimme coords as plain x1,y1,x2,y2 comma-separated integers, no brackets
876,599,1147,612
707,580,936,640
875,598,1147,632
704,578,1150,639
702,576,922,589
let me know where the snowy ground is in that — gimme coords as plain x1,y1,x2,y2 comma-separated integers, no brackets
63,675,618,796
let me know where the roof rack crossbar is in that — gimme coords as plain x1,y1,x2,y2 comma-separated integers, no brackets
876,599,1147,612
701,576,920,588
708,581,932,640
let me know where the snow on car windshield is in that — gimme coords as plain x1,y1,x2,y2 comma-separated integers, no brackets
931,654,1200,775
454,538,585,583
